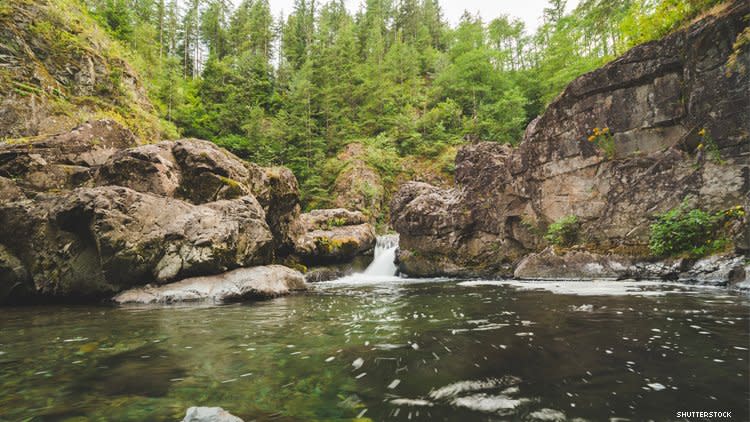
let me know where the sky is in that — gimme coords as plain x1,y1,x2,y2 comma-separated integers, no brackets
268,0,580,33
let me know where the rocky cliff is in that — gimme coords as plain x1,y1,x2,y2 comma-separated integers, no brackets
0,0,171,141
0,120,374,303
392,1,749,280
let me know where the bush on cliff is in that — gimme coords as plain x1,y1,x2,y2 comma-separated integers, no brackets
545,215,580,247
649,202,745,257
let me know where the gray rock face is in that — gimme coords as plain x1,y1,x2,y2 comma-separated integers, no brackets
0,176,24,202
181,407,244,422
0,187,274,299
392,2,750,278
113,265,306,304
0,0,162,141
294,208,376,264
515,248,746,286
0,120,137,193
0,245,29,300
94,138,305,252
514,248,632,280
0,120,309,303
732,264,750,293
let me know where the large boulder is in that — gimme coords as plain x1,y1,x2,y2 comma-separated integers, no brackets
245,164,305,254
94,138,303,252
0,120,309,303
0,187,274,301
294,208,376,264
95,142,182,198
514,248,633,280
392,2,749,278
113,265,306,304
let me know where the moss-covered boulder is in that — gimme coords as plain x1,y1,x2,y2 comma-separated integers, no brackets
294,209,376,264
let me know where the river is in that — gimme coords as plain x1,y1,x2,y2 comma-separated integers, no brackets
1,244,748,421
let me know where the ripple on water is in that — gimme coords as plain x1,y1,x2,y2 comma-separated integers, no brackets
428,376,521,400
451,393,529,414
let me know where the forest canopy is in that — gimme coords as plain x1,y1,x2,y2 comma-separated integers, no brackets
81,0,728,206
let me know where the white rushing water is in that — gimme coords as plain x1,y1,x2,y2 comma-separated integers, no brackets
362,235,399,276
319,235,401,286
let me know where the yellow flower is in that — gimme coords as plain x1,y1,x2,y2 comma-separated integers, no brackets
697,143,704,150
602,127,610,134
698,128,706,137
588,135,596,142
593,127,600,135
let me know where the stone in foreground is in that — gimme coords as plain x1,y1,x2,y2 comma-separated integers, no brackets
113,265,306,304
182,407,244,422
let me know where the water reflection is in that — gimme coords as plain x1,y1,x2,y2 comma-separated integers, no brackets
0,279,748,421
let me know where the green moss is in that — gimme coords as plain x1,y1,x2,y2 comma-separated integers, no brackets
217,175,246,198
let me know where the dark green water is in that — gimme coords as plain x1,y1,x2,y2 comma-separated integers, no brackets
1,278,748,421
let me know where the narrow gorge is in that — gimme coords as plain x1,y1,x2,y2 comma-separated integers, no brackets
1,0,748,421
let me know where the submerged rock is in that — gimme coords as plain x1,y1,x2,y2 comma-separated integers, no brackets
392,2,749,278
182,407,244,422
112,265,306,304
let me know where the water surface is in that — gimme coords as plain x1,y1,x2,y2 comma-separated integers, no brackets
1,278,748,421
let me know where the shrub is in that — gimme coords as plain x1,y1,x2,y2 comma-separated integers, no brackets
545,215,580,247
649,202,745,257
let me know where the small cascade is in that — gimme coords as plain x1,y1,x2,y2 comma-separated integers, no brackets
362,235,399,277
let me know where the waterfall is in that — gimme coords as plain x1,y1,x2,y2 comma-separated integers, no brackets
362,235,399,277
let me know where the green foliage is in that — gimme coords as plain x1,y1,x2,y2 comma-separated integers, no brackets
648,202,744,257
362,136,402,183
97,0,134,42
618,0,726,51
545,215,580,247
63,0,728,211
697,128,723,164
587,127,616,159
